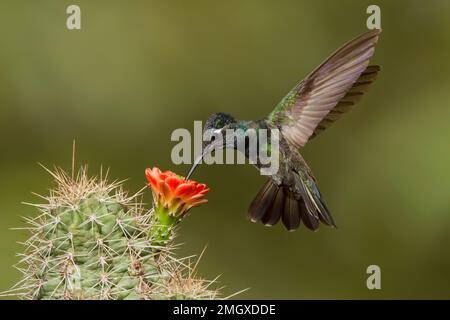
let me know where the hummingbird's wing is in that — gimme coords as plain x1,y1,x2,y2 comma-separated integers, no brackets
268,29,381,148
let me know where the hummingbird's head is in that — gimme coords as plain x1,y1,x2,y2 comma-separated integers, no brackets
202,112,237,150
204,112,237,132
185,113,237,180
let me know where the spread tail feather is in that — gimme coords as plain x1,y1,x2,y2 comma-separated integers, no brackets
248,179,336,231
300,176,336,228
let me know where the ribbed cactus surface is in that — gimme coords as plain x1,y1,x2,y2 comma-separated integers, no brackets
8,166,218,300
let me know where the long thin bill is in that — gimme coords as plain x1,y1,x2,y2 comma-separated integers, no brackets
185,154,203,180
185,139,225,180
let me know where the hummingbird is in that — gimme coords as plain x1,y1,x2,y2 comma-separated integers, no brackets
186,29,381,231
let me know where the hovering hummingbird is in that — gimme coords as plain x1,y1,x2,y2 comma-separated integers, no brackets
186,29,381,231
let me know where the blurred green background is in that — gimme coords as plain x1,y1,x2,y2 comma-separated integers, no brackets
1,0,450,299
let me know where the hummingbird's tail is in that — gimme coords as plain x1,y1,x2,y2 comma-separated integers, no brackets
248,178,336,231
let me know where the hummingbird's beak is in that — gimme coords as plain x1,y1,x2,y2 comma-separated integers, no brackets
185,154,203,180
185,134,224,180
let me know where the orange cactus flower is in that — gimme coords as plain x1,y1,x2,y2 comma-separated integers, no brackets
145,167,209,219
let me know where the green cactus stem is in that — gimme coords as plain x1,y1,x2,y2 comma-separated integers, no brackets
4,165,219,300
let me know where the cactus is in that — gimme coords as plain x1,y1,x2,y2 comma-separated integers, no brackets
5,165,219,300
